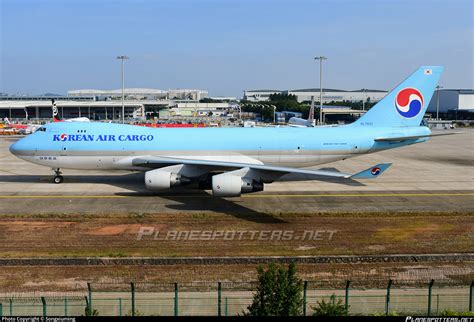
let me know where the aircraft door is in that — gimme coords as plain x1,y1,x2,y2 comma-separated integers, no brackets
278,132,308,167
351,139,363,155
351,144,359,154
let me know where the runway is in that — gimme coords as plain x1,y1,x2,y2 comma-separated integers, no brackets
0,129,473,214
0,191,472,215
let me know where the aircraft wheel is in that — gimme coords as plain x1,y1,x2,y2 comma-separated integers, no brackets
53,175,64,184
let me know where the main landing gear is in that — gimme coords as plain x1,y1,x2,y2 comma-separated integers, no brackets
53,168,64,184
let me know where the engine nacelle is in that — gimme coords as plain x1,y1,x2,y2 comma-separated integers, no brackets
241,178,264,194
212,175,264,197
145,169,185,191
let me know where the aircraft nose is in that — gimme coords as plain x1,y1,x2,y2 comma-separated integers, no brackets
9,139,26,156
9,141,19,155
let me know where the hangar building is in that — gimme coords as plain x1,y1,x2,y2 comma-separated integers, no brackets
243,88,388,103
427,89,474,114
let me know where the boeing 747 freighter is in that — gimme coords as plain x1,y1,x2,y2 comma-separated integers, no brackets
10,66,448,196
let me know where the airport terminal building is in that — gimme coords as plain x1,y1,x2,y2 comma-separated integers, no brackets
0,88,216,122
67,88,209,101
0,95,163,121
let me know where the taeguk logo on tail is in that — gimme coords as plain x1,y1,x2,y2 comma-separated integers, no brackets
371,167,381,176
395,88,424,118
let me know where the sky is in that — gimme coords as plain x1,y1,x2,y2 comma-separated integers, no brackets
0,0,473,97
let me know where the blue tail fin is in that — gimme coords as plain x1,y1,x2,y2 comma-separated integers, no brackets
354,66,444,127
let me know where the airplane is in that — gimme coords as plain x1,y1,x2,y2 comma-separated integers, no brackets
287,116,315,127
2,99,90,134
3,117,42,134
288,96,316,127
51,99,90,123
10,66,451,197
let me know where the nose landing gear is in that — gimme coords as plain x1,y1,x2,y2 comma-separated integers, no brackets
52,168,64,184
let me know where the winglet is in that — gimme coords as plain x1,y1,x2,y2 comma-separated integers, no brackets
350,163,392,179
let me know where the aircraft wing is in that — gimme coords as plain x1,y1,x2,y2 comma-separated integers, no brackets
132,156,391,180
64,117,91,122
374,132,462,142
286,124,307,128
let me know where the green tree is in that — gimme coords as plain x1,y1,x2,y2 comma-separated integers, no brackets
268,93,304,112
245,262,303,316
200,97,224,103
240,103,275,121
312,294,349,316
84,306,99,316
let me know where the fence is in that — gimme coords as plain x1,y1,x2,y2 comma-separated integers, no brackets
0,280,472,316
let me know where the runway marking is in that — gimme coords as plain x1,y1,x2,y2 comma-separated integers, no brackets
0,193,472,199
0,195,128,198
242,192,474,198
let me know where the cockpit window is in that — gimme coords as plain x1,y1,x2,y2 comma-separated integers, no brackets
37,127,46,132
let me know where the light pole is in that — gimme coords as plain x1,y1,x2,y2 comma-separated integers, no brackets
362,88,366,111
436,85,443,120
236,103,242,121
314,56,327,124
116,55,130,123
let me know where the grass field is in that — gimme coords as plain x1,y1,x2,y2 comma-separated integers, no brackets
0,211,472,258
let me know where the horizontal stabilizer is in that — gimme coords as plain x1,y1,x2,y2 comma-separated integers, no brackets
375,132,462,142
350,163,392,179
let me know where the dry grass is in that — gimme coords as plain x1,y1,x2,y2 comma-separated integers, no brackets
0,211,472,258
0,262,472,292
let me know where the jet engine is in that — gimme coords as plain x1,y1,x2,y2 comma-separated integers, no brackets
145,169,189,191
212,174,263,197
